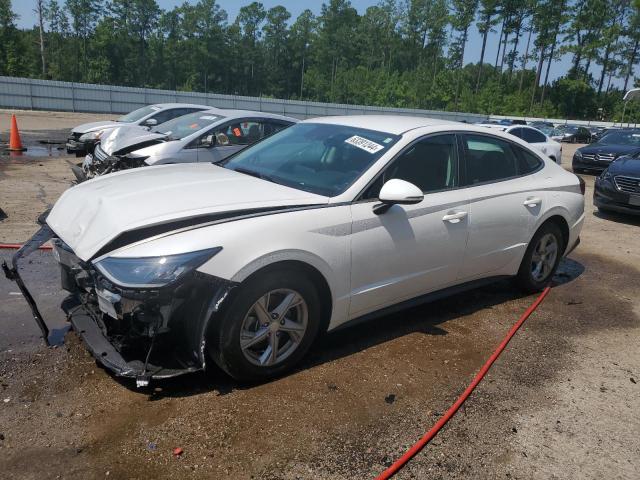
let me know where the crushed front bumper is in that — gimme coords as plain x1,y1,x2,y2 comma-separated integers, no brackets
3,222,237,386
66,137,96,155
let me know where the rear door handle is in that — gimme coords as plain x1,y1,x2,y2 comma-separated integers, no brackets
442,211,468,223
523,197,542,207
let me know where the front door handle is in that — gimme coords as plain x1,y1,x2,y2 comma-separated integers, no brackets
523,197,542,207
442,211,468,223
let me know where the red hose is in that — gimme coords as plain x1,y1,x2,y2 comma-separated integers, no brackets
374,286,551,480
0,243,53,250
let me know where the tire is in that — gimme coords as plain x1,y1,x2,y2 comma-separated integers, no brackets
75,151,84,158
208,268,322,382
516,222,564,293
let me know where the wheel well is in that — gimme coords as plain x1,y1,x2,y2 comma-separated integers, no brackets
245,260,333,333
540,215,569,253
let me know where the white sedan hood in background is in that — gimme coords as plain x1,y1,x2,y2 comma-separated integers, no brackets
47,164,328,261
100,126,166,155
72,120,122,134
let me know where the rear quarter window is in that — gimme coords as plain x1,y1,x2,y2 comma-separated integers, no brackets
514,145,544,174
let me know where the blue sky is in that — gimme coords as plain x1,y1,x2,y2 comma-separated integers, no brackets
13,0,609,88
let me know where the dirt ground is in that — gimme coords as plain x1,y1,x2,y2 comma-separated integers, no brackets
0,111,639,479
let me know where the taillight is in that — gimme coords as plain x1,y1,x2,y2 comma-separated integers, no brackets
578,175,586,195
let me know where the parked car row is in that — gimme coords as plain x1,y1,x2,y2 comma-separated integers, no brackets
481,119,638,145
569,128,640,216
5,109,586,387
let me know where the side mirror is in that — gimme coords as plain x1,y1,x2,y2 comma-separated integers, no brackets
200,134,216,148
143,118,158,127
374,179,424,215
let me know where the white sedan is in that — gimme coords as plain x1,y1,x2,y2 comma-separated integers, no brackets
7,116,585,384
477,124,563,164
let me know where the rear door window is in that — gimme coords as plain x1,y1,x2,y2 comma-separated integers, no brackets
514,146,544,174
521,128,547,143
509,128,524,139
461,134,520,185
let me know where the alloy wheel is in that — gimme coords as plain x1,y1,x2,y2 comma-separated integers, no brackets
239,289,308,367
530,233,558,282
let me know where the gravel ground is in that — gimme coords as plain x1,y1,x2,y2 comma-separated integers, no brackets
0,112,638,479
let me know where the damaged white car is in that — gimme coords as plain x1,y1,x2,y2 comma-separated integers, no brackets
65,103,210,157
4,116,584,385
74,109,297,181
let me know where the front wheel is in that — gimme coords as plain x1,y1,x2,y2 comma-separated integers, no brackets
516,223,563,293
208,268,322,382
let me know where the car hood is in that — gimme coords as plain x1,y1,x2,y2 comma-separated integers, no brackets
578,143,640,156
100,126,166,155
72,121,124,134
607,156,640,176
47,163,328,261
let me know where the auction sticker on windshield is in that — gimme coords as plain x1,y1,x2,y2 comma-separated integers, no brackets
345,135,384,153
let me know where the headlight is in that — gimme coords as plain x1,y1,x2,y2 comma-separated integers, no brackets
600,170,612,181
574,150,582,159
94,248,221,287
79,130,104,142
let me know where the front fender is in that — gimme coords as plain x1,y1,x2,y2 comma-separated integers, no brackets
231,248,335,286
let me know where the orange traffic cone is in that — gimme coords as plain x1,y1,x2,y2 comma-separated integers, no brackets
9,114,26,151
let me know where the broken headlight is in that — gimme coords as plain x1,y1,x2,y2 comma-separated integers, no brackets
94,248,221,288
79,130,104,142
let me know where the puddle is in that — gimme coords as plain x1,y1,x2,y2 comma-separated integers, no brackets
0,144,67,158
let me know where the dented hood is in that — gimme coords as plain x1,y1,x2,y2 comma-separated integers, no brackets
46,163,328,261
100,126,166,155
72,120,124,134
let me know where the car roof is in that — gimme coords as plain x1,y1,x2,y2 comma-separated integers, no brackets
151,103,212,110
302,115,462,135
213,109,298,123
476,123,508,130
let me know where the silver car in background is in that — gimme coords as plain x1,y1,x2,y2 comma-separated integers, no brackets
78,109,297,180
66,103,211,156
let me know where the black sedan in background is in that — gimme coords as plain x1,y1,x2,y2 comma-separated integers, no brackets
558,125,592,143
594,156,640,215
590,127,619,143
573,129,640,174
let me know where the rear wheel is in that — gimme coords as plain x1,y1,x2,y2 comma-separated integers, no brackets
208,268,322,381
516,223,563,293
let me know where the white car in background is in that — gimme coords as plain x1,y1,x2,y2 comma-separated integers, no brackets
478,124,563,164
75,109,298,181
66,103,210,156
7,116,584,385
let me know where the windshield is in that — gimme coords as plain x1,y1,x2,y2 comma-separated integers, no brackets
223,123,400,197
539,126,561,136
151,112,223,140
598,131,640,146
117,105,160,123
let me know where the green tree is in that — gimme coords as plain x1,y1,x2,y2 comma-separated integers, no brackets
65,0,102,80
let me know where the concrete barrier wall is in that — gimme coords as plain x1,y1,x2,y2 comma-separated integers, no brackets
0,76,633,127
0,76,487,123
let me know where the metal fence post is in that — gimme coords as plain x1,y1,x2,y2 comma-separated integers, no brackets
28,80,33,110
71,82,76,112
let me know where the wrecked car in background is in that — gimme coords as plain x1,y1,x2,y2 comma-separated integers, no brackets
65,103,210,157
74,109,297,181
4,116,584,386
